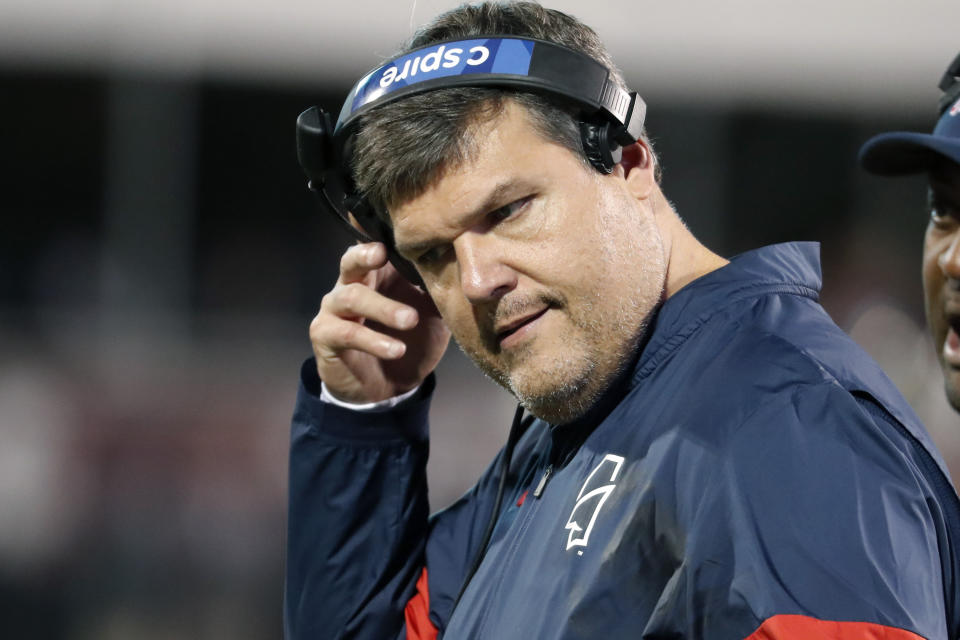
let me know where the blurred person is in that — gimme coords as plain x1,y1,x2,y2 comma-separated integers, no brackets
286,3,960,638
860,52,960,413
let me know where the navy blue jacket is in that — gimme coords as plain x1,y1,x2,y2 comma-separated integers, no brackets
286,243,960,639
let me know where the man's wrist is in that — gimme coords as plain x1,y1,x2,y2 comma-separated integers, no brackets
319,382,423,412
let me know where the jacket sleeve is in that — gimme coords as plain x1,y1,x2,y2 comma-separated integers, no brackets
650,382,954,640
284,359,510,640
284,359,433,640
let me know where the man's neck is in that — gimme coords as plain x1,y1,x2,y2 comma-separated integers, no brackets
654,194,729,299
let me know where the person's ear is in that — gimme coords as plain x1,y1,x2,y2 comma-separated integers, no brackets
618,140,656,199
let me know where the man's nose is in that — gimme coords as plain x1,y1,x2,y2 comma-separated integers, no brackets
455,233,518,304
939,231,960,281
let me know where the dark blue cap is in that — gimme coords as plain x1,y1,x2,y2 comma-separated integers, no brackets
859,51,960,176
859,99,960,175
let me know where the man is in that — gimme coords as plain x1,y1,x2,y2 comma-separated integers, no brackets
859,52,960,412
286,3,960,638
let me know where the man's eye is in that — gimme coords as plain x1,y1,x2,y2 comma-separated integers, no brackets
415,245,450,267
490,196,532,223
930,201,960,229
928,188,960,229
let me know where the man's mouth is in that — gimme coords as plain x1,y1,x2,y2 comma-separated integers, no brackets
495,307,550,345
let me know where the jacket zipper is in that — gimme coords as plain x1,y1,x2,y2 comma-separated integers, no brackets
533,464,553,498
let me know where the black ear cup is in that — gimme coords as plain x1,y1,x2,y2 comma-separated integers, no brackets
579,120,621,174
296,106,426,288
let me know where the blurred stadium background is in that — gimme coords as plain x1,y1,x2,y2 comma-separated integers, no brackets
1,0,958,637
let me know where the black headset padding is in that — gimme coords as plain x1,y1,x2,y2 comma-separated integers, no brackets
296,107,425,286
579,119,619,174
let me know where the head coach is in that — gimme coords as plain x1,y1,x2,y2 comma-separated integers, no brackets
860,52,960,415
285,3,960,638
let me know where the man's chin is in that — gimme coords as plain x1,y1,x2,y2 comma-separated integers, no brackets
506,360,600,424
514,386,595,424
461,341,610,422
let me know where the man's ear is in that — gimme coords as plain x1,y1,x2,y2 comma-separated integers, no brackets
618,140,656,200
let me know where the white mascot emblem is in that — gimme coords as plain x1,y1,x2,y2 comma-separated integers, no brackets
564,454,625,554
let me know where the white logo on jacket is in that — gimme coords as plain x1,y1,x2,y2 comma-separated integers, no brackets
564,454,625,554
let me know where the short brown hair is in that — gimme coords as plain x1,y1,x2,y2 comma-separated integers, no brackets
351,1,657,217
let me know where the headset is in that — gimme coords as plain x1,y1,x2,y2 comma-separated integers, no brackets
296,36,647,287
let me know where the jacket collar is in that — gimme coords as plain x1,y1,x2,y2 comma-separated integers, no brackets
548,243,820,434
633,242,822,386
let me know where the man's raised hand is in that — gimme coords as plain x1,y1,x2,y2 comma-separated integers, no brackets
310,242,451,403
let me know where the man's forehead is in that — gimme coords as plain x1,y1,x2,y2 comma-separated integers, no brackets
390,106,551,224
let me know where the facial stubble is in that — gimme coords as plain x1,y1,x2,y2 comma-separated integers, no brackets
455,193,666,424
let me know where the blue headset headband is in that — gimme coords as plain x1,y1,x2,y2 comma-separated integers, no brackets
335,37,644,142
296,36,647,286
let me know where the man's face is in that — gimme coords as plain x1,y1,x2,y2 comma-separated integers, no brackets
922,159,960,410
391,101,666,423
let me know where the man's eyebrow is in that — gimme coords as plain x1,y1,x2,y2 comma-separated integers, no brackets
395,179,532,256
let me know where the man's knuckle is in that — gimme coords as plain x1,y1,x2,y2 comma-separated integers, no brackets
340,322,361,345
310,319,333,346
341,282,366,308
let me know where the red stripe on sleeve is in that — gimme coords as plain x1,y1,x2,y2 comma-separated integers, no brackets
404,567,438,640
745,614,927,640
